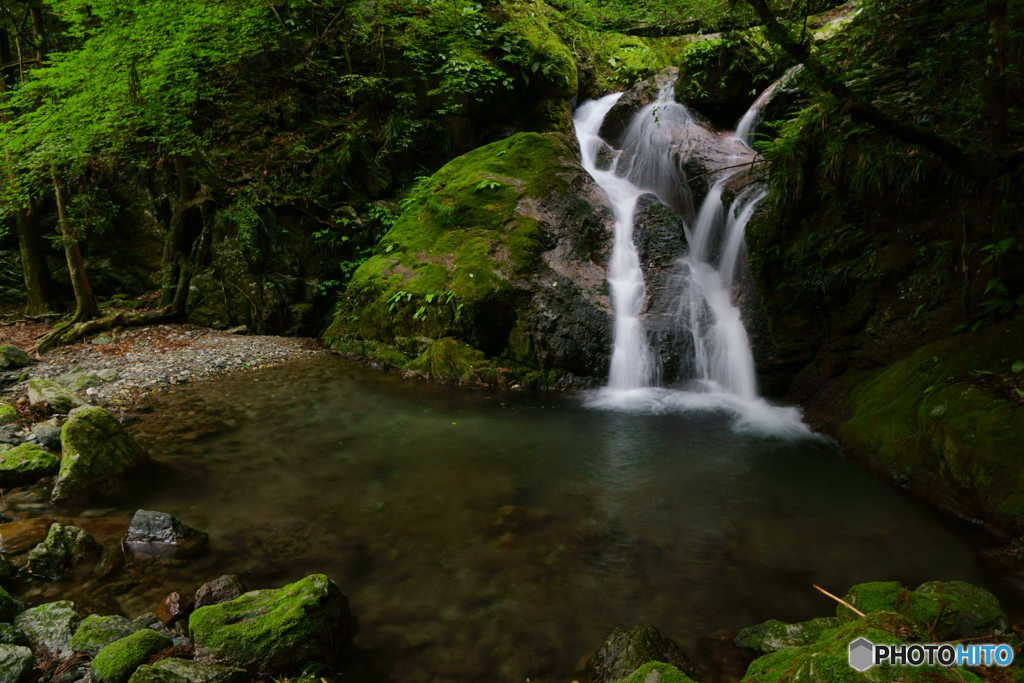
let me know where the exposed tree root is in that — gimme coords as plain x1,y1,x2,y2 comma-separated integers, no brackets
36,308,176,354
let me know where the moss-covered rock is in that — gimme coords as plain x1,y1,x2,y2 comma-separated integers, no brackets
734,616,840,654
0,588,20,623
837,580,1008,640
0,644,33,683
188,573,356,674
13,600,79,659
26,378,83,413
741,612,980,682
91,629,172,683
70,614,139,656
587,625,697,683
325,130,613,383
51,406,149,504
0,443,59,487
26,522,102,580
0,624,27,646
0,404,16,427
128,658,246,683
0,346,29,371
620,661,697,683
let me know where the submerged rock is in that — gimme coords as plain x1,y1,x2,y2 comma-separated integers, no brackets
0,518,53,554
70,614,139,656
51,406,149,504
25,523,102,580
128,658,246,683
0,644,33,683
27,379,84,413
194,575,245,610
188,573,356,673
0,346,29,371
0,443,59,487
125,510,208,560
587,625,697,683
91,629,172,683
14,600,80,659
734,616,840,654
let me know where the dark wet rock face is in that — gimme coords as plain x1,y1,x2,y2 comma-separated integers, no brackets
125,510,209,560
587,625,698,683
598,68,680,146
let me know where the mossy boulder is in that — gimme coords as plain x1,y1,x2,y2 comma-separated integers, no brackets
0,404,16,427
26,522,102,580
70,614,139,656
742,612,981,682
587,625,697,683
838,580,1008,640
0,588,20,623
188,573,356,674
325,130,613,382
128,658,246,683
0,644,33,683
838,322,1024,531
0,443,59,487
14,600,79,659
91,629,172,683
735,617,840,654
0,346,29,371
51,406,149,504
26,378,83,413
0,624,26,646
620,661,696,683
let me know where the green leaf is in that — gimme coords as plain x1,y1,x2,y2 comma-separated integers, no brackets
1012,360,1024,375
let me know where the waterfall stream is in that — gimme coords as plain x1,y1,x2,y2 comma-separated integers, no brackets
574,79,812,436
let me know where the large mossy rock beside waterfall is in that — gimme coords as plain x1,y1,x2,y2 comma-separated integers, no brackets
324,131,615,383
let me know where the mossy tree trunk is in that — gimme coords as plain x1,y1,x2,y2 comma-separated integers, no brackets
52,173,99,323
158,155,196,314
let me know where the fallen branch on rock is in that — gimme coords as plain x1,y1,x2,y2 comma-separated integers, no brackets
35,307,176,354
813,583,866,618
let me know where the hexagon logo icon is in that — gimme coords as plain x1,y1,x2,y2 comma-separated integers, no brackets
848,637,876,672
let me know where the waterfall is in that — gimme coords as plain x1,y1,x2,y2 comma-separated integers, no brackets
575,77,813,437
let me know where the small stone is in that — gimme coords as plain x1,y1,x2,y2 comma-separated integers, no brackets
14,600,80,659
0,346,30,371
0,518,54,554
125,510,208,560
128,658,246,683
155,592,192,626
0,644,33,683
91,629,172,683
0,443,59,487
0,426,20,447
70,614,138,656
27,379,84,413
194,575,244,610
25,523,102,581
90,334,114,346
30,417,62,452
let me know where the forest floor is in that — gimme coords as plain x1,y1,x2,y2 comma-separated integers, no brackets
0,317,327,410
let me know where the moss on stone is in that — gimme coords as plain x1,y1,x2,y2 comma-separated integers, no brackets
91,629,172,683
735,617,840,654
0,644,33,683
188,573,356,674
407,337,488,383
905,581,1007,640
620,661,696,683
0,404,16,426
0,587,20,623
0,345,29,371
52,406,149,504
127,657,246,683
70,614,138,656
14,601,79,659
0,443,59,487
0,623,26,646
741,612,980,682
836,581,909,621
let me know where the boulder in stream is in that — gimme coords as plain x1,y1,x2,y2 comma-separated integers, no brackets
69,614,139,656
0,443,59,487
587,625,697,683
14,600,79,659
124,510,208,559
25,523,102,581
194,575,245,610
128,657,246,683
91,629,172,683
51,406,150,504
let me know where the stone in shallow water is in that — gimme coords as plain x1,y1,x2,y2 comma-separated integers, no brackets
70,614,139,656
52,406,150,504
128,658,246,683
587,625,697,683
194,575,245,610
14,600,80,659
0,518,53,554
91,629,172,683
26,522,102,580
0,644,33,683
125,510,208,560
0,443,59,488
188,573,356,673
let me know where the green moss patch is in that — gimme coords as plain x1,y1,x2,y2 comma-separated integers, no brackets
0,443,59,487
91,629,172,683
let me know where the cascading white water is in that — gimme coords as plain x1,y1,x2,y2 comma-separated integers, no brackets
575,77,814,437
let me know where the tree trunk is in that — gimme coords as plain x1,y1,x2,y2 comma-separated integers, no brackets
15,202,61,316
158,156,191,310
52,174,99,322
